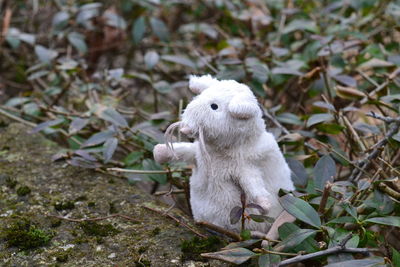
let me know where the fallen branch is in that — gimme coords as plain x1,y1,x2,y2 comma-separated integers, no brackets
196,221,241,241
143,206,207,239
48,213,140,223
277,234,378,266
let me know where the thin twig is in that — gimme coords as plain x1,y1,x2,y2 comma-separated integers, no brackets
154,189,185,196
318,182,332,214
349,113,400,181
0,107,37,127
48,213,140,223
107,167,185,174
262,108,319,153
278,247,376,266
143,206,207,239
196,221,241,241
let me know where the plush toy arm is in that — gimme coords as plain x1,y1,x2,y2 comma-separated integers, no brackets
239,169,272,213
153,142,196,164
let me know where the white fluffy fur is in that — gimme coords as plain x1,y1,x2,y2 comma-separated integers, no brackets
154,75,295,234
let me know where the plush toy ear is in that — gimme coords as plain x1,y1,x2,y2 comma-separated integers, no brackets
189,75,218,94
228,94,259,120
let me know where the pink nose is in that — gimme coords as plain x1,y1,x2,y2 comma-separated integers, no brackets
180,126,192,135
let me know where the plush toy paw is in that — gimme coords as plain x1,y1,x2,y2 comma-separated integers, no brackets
255,196,271,215
153,144,172,164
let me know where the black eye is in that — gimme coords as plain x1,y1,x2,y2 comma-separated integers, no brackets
210,103,218,110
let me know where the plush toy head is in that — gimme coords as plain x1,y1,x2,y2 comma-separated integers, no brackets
172,75,265,148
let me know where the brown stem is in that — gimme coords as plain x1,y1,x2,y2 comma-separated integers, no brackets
196,221,241,241
143,205,207,239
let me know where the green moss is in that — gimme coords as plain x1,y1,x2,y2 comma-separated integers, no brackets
79,221,120,237
181,236,225,262
109,201,118,213
16,185,31,196
54,201,75,211
50,218,62,228
88,201,96,208
74,195,87,201
2,218,52,250
138,246,148,254
54,250,70,262
72,236,88,244
5,176,17,188
134,258,151,267
151,227,160,237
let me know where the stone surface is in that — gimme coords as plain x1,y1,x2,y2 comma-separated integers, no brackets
0,123,226,267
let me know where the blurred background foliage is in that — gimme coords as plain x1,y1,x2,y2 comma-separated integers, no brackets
1,0,400,266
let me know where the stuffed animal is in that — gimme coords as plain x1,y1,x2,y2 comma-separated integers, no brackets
153,75,295,237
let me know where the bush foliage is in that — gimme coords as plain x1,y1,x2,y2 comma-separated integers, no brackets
1,0,400,266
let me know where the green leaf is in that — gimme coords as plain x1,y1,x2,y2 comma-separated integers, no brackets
30,118,64,134
245,57,269,83
278,222,318,253
392,248,400,267
280,194,321,228
103,137,118,163
283,19,318,34
124,151,144,166
150,17,169,42
27,70,49,80
5,97,30,107
307,113,334,127
99,108,128,128
104,11,127,29
324,257,386,267
201,248,255,265
144,51,159,69
240,229,251,240
69,118,89,134
258,253,280,267
35,45,58,63
275,229,318,251
223,239,261,250
67,32,87,54
68,157,101,169
229,206,243,224
364,216,400,227
82,130,115,147
161,55,196,69
315,123,345,134
142,159,167,184
313,155,336,191
153,81,173,94
276,112,303,125
286,158,308,187
249,214,269,223
132,16,146,44
327,216,357,225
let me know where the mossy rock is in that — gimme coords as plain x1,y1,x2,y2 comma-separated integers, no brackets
0,123,228,266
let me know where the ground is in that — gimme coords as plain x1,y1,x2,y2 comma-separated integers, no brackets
0,123,226,267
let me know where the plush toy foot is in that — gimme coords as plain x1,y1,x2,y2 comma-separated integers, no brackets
153,144,172,164
265,211,296,241
255,196,271,215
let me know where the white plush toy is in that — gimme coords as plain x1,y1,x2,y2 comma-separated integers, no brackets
153,75,295,238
